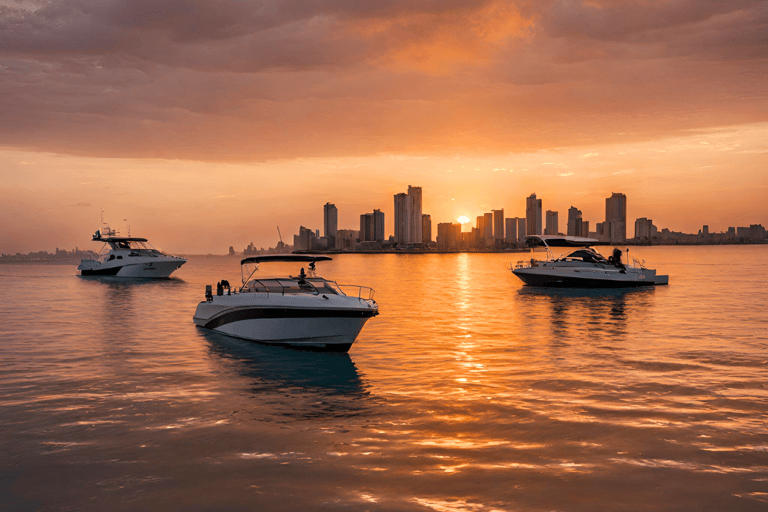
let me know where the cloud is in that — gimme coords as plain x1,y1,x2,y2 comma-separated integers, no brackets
0,0,766,161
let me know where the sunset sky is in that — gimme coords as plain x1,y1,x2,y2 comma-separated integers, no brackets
2,0,766,254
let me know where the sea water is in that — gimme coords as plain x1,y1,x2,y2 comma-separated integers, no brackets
1,246,767,511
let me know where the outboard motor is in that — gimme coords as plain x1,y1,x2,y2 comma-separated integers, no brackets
205,285,213,302
216,281,223,296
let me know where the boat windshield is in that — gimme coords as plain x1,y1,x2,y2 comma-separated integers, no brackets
242,277,344,295
558,249,608,263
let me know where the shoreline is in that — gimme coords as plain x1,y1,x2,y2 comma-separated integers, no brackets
2,240,765,263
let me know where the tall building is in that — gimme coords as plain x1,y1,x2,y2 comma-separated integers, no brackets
408,186,423,245
476,215,486,234
422,214,432,244
492,209,504,240
436,222,462,250
323,202,338,242
394,191,416,245
483,212,493,240
545,210,558,235
373,209,385,243
360,209,385,243
505,218,517,242
634,218,657,239
605,192,627,243
567,206,582,236
526,193,542,235
293,226,316,251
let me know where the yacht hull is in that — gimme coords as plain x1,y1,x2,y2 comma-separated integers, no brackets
513,267,667,288
79,259,185,278
194,301,377,352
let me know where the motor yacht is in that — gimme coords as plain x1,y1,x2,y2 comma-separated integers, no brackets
512,235,668,287
193,255,378,352
77,228,186,278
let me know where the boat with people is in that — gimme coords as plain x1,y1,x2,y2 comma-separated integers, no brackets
511,235,668,287
193,255,378,352
77,228,186,278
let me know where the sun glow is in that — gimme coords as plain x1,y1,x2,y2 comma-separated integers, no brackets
457,216,470,224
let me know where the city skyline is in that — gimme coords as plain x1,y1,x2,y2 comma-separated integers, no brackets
1,1,767,254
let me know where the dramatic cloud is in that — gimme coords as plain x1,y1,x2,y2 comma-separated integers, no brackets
1,0,765,161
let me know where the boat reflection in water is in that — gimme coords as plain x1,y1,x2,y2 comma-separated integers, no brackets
200,330,377,422
516,285,657,339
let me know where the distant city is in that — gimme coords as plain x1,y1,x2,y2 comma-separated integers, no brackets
3,187,766,262
239,187,767,255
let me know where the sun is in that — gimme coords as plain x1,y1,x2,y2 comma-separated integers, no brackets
457,216,470,224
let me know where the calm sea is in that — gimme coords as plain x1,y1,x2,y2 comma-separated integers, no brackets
1,246,767,511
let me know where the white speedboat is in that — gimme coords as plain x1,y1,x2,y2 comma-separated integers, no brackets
512,235,668,287
77,229,186,278
193,255,378,352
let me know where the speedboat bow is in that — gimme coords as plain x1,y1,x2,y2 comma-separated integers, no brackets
512,235,668,288
193,255,378,352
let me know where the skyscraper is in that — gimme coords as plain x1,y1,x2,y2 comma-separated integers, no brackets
483,212,493,240
505,218,516,242
373,209,385,243
567,206,582,237
408,185,423,245
605,192,627,243
360,209,385,243
545,210,558,235
394,192,413,245
526,193,542,235
492,209,504,240
422,214,432,244
323,202,337,242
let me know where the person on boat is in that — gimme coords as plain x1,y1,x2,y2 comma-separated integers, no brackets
608,248,626,271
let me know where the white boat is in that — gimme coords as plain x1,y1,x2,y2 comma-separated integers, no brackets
193,255,379,352
77,229,186,278
512,235,668,287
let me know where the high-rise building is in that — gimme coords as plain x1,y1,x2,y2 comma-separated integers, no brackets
436,222,461,250
545,210,558,235
408,186,423,245
394,192,413,245
492,209,504,240
422,214,432,244
526,193,542,235
518,218,526,242
505,218,517,242
483,212,493,240
634,218,657,239
373,209,385,243
360,209,386,243
605,192,627,243
293,226,316,251
323,202,338,243
567,206,582,236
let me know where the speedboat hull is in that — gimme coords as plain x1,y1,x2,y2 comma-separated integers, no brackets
513,266,668,288
194,297,378,352
78,258,186,278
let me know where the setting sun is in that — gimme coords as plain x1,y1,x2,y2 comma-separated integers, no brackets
457,216,470,224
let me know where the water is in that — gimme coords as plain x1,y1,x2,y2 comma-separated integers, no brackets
1,246,767,511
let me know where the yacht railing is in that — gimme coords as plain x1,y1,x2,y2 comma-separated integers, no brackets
338,285,376,301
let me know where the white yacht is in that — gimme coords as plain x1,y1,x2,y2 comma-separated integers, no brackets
193,255,378,352
512,235,668,287
77,229,186,278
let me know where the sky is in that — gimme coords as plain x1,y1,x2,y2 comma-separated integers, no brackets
1,0,767,254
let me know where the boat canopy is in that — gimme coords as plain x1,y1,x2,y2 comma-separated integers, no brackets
240,254,333,266
524,235,599,248
94,236,149,243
